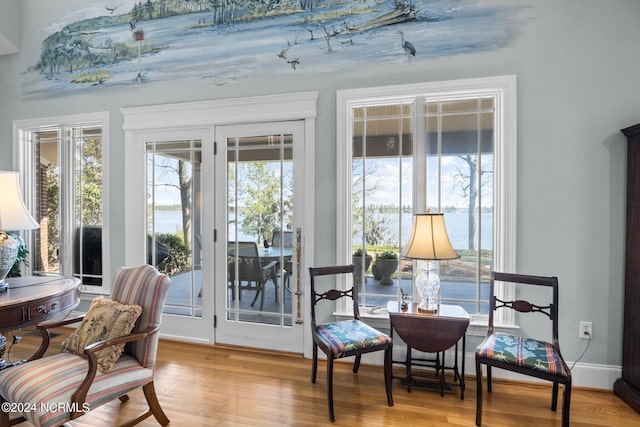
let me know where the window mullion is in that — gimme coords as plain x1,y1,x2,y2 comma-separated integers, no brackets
60,125,76,278
414,98,426,212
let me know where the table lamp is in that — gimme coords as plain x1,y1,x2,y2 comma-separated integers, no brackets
402,212,459,313
0,171,39,291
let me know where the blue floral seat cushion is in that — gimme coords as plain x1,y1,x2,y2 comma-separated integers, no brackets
476,332,568,377
316,319,390,358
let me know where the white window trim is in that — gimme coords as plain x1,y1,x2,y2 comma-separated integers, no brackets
13,111,111,295
336,76,517,330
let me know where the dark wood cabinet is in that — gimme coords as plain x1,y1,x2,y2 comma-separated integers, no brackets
614,123,640,412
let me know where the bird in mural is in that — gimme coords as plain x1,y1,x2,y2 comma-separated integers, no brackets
287,58,300,70
276,47,289,60
105,5,120,14
396,31,416,62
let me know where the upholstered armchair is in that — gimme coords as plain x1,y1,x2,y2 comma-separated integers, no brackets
0,264,171,427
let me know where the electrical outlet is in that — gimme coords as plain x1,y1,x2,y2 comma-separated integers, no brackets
579,321,593,339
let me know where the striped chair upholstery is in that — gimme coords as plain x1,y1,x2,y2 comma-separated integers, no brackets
111,265,170,370
0,265,171,427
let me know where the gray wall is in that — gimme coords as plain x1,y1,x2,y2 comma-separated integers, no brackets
0,0,21,54
1,0,639,369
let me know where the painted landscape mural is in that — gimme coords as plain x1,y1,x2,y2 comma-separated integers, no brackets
22,0,520,96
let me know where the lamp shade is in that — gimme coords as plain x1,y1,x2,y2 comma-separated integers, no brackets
402,213,459,260
0,171,39,231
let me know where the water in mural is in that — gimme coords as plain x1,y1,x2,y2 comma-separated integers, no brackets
22,0,521,96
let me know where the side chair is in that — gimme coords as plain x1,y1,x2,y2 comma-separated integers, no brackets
0,264,171,427
309,264,393,422
475,271,572,427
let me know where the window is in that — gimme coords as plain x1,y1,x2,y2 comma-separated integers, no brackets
15,112,109,293
337,76,516,324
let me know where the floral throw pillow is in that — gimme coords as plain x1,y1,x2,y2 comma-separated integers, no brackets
61,296,142,373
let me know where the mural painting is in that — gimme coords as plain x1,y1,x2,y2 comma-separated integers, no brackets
22,0,521,96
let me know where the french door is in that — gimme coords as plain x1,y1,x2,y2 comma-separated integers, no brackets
123,92,317,350
214,121,305,353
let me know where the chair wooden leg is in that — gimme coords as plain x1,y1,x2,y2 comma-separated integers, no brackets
475,358,483,426
551,381,559,411
311,344,318,383
352,354,362,374
326,357,335,422
384,346,394,407
143,382,170,426
562,380,571,427
487,365,492,392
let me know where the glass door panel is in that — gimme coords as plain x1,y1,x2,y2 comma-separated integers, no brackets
146,139,203,318
226,134,293,325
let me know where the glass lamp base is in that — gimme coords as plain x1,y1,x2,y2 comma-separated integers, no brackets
414,260,440,314
417,303,438,314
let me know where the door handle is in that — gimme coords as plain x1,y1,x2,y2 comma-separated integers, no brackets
295,227,303,323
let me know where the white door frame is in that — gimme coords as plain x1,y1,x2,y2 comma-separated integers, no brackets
122,92,317,346
215,120,306,352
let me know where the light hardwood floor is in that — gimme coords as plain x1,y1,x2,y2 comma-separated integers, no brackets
4,327,640,426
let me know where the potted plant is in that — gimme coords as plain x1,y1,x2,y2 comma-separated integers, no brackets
373,251,398,286
352,248,372,284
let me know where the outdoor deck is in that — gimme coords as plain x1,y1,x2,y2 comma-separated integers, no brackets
163,269,488,319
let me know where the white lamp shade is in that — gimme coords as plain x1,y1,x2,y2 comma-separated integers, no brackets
0,171,39,231
402,213,459,260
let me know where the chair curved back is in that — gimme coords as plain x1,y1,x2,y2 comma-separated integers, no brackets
487,271,559,341
309,264,360,327
111,264,171,369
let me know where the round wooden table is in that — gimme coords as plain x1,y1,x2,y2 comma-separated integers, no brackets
0,276,80,368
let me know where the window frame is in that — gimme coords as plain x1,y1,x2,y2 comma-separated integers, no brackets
13,111,111,295
336,76,517,329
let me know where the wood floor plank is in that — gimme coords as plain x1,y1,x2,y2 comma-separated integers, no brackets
2,327,640,426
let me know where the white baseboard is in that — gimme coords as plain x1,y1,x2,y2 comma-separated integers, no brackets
325,346,622,391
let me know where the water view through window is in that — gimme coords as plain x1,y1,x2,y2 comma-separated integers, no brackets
351,98,494,315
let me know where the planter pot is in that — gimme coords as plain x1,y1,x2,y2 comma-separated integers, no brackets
372,264,383,281
374,258,398,286
352,255,372,284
